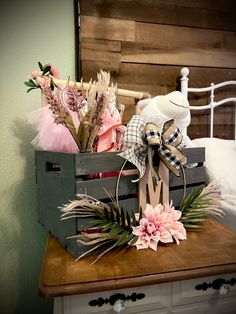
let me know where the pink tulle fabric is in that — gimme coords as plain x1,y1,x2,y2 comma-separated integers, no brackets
28,106,79,153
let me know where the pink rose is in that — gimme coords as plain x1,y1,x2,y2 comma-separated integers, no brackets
49,65,60,79
31,70,43,79
36,76,51,88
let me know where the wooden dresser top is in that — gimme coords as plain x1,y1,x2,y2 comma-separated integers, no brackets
39,220,236,297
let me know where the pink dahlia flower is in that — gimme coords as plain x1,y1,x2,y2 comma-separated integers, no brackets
132,203,187,251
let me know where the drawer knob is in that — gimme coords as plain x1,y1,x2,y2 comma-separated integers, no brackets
113,299,127,313
219,283,230,296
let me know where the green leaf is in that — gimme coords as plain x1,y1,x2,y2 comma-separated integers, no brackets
102,222,115,231
131,210,137,227
139,206,142,221
89,219,107,226
38,61,44,71
182,218,206,223
24,81,36,87
109,207,115,222
183,223,203,229
94,209,106,220
29,79,38,87
43,65,51,75
129,235,138,245
179,186,203,213
120,207,126,226
126,210,131,229
114,207,120,225
103,207,110,220
27,87,37,93
109,225,123,235
115,231,129,245
115,231,130,246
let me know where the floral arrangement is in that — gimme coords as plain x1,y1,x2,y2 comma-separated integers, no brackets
60,183,224,264
25,63,224,264
25,62,125,153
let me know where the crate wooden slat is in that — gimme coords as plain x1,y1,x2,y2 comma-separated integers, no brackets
75,151,136,175
76,175,137,200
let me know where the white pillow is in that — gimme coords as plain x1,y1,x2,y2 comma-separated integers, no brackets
192,138,236,195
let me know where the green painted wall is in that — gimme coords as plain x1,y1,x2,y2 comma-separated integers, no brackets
0,1,75,313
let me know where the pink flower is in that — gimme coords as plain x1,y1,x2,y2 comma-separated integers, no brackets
132,203,186,251
31,70,43,79
36,76,51,89
49,65,60,79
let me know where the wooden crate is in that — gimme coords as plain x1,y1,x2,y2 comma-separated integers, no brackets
35,147,205,257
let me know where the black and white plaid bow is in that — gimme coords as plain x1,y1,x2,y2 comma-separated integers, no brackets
119,115,187,182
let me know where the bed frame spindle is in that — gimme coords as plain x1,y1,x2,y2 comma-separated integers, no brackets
180,68,236,139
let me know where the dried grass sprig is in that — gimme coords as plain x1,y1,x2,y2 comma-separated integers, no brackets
60,194,110,219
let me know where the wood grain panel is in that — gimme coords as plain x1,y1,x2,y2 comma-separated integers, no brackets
80,38,121,73
80,15,135,42
82,62,236,88
79,0,236,31
82,61,182,87
81,59,121,76
135,23,236,49
122,48,236,69
81,38,121,52
122,23,236,68
81,48,121,67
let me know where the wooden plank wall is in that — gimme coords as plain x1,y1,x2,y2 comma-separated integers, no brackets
78,0,236,139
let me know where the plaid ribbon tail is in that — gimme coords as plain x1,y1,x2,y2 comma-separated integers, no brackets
159,146,186,176
118,115,149,182
158,119,187,176
118,145,147,182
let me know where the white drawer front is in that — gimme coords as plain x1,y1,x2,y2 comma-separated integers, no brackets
62,283,171,314
172,273,236,306
171,298,236,314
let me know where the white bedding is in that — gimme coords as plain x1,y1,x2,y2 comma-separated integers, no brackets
192,137,236,231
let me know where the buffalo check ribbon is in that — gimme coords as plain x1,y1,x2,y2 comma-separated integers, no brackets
118,115,187,182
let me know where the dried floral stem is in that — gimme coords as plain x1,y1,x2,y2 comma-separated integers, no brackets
75,71,112,152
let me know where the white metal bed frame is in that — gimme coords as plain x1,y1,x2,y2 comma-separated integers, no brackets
180,67,236,139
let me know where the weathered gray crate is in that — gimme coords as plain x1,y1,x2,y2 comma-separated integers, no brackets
35,147,205,257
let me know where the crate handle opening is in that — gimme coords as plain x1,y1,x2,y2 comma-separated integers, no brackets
46,161,61,173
